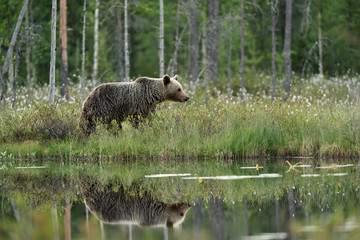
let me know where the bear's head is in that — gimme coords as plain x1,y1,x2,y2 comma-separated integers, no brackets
162,74,189,102
165,202,192,228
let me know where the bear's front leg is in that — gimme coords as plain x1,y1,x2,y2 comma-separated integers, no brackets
129,114,141,128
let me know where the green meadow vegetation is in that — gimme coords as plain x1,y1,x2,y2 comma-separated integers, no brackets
1,74,360,159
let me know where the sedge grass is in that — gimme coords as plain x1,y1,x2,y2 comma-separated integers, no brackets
1,75,360,159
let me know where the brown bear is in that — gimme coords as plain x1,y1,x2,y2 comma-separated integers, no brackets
79,74,189,135
82,179,192,228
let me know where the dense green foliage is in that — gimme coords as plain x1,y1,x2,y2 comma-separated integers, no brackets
0,0,360,93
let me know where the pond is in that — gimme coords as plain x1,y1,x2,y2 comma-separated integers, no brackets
0,158,359,239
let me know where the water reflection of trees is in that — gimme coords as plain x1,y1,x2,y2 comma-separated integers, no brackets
1,162,360,238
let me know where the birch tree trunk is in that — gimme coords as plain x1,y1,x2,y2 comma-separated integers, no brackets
188,0,198,86
271,0,276,103
206,0,219,84
51,208,60,240
26,7,32,102
116,0,124,82
240,0,245,103
284,0,292,99
159,0,164,77
124,0,130,81
93,0,99,86
49,0,57,104
0,0,30,106
64,199,71,240
226,18,232,98
60,0,69,100
12,46,21,108
318,0,323,78
172,0,181,75
8,52,14,95
166,23,188,75
80,0,87,102
75,39,79,70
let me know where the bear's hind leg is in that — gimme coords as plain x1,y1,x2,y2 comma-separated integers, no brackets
79,117,96,137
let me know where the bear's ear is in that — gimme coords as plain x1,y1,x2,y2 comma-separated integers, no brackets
163,74,171,85
174,75,178,80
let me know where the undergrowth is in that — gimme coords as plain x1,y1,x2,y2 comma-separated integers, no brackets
1,75,360,159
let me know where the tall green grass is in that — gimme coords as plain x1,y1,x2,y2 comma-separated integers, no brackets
1,75,360,159
0,97,359,159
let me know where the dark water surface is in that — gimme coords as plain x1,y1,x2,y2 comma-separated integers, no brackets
1,158,360,239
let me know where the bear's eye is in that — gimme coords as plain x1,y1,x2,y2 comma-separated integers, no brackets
177,88,181,92
180,213,184,217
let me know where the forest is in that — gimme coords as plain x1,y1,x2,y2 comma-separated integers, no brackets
0,0,360,158
1,0,359,98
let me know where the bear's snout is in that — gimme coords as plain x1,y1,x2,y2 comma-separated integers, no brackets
184,97,189,102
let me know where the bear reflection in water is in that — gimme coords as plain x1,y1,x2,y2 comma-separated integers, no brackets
83,180,191,228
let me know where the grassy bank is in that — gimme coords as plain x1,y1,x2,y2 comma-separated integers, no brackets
1,75,360,159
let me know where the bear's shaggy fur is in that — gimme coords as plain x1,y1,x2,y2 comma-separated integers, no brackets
82,180,191,228
79,74,188,135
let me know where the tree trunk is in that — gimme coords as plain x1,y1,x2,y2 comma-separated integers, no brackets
80,0,87,102
211,195,224,240
32,65,36,89
159,0,164,77
275,195,280,232
240,0,245,103
166,25,188,75
288,187,296,239
299,41,318,96
172,0,181,75
75,38,79,70
85,206,90,239
51,208,60,240
243,195,249,236
194,198,202,229
318,0,323,78
60,0,69,100
271,0,276,103
206,0,219,84
284,0,292,99
0,0,29,107
188,0,198,86
124,0,130,81
12,47,21,108
49,0,57,105
93,0,99,86
64,199,71,240
8,52,14,95
226,18,232,98
26,7,32,103
202,21,209,103
116,0,124,82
